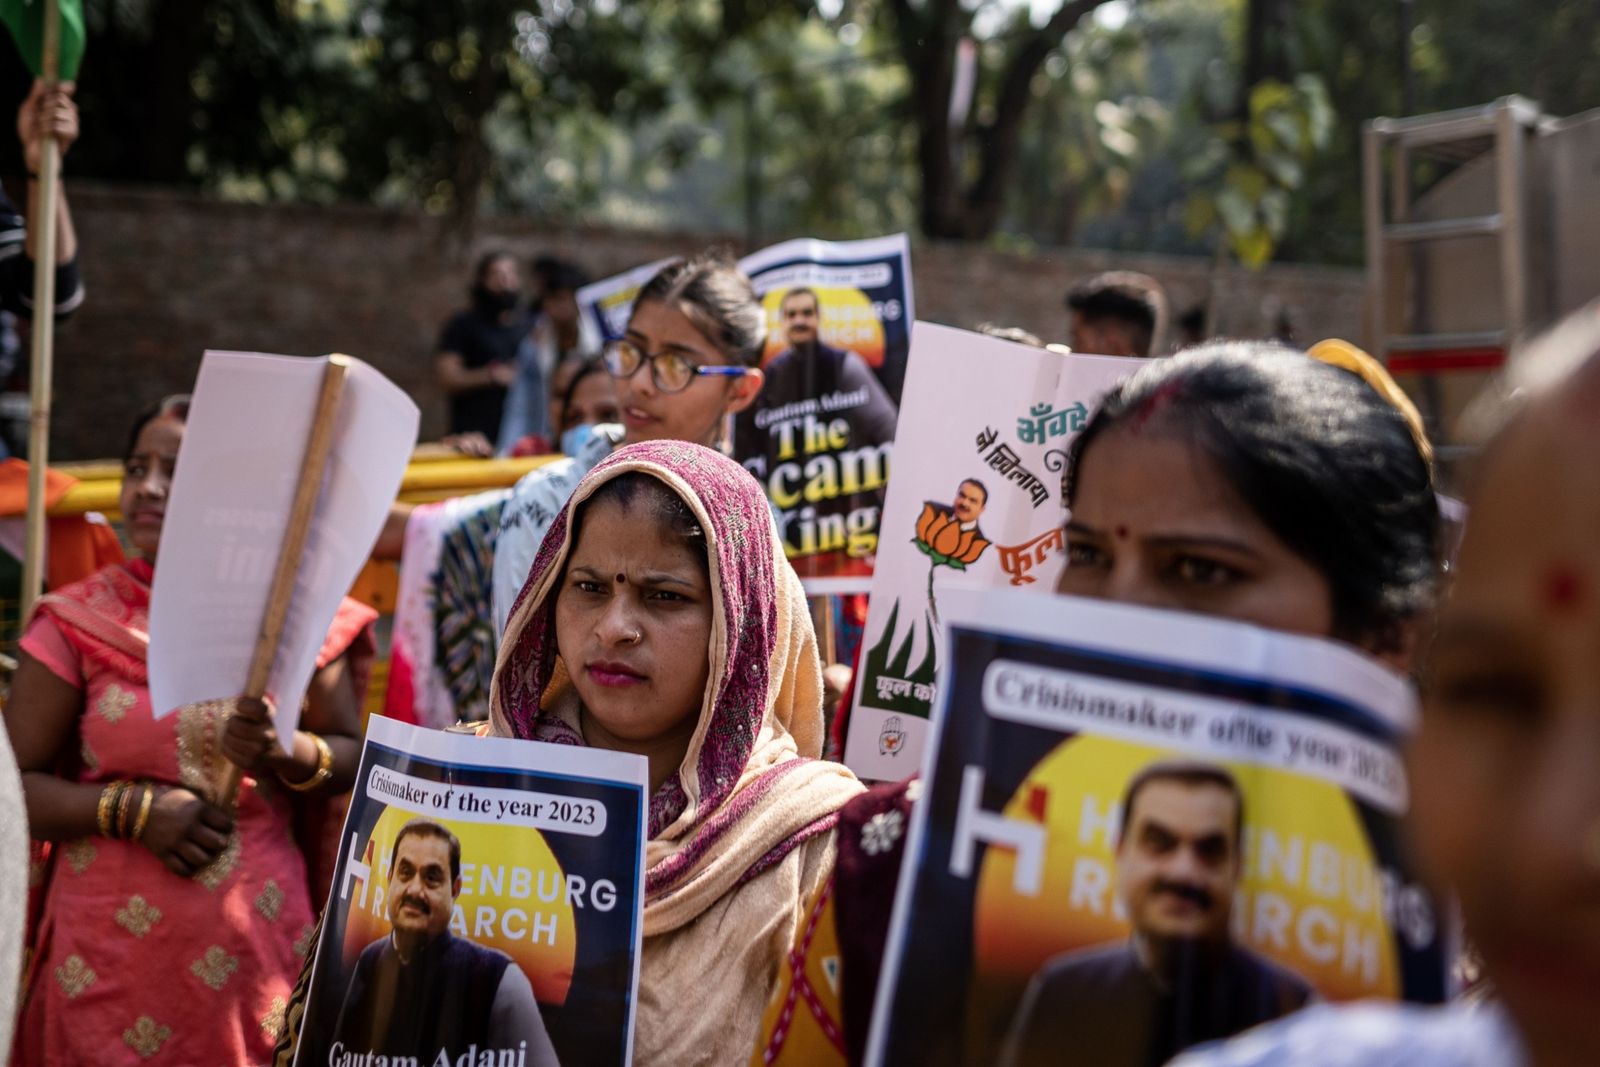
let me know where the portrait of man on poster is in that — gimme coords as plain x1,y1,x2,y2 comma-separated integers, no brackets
1001,759,1313,1067
328,818,561,1066
742,286,899,451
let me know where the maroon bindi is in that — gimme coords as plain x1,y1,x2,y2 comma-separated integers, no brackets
615,573,627,585
1114,525,1130,540
1541,564,1586,614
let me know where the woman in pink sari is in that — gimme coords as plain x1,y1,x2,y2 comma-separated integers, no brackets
4,396,376,1065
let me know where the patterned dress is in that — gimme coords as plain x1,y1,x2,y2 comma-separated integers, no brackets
13,560,372,1066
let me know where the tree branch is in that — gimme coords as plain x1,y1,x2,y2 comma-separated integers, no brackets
964,0,1108,235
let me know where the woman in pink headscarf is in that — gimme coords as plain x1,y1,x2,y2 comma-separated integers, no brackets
490,439,863,1063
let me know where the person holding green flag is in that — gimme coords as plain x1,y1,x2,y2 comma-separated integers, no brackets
1,0,86,332
2,79,84,325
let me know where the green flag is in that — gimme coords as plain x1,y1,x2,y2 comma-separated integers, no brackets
0,0,85,81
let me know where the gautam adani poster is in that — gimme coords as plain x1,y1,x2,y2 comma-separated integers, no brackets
572,235,915,593
867,589,1450,1067
733,234,913,593
294,717,647,1067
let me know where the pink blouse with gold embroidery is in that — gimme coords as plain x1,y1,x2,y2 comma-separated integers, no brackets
12,562,367,1066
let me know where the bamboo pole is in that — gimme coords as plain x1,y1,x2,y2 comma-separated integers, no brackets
811,595,836,667
20,0,62,618
216,355,350,809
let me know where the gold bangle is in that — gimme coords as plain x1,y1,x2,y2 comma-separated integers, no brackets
280,732,334,793
131,784,155,841
96,783,117,837
110,781,131,839
115,781,136,839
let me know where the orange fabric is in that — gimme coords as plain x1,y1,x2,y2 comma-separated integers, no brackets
751,875,848,1066
44,518,125,591
0,458,76,514
0,460,128,589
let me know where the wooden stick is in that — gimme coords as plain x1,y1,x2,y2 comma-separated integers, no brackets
811,595,836,667
216,355,350,809
20,0,62,619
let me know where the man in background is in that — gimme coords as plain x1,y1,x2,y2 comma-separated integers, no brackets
499,257,589,455
1064,271,1168,358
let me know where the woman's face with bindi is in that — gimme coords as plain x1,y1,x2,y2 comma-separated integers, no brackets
120,416,184,558
1412,384,1600,1065
555,493,714,764
1057,424,1335,639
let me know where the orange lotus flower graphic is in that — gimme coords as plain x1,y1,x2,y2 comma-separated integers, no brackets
914,501,991,569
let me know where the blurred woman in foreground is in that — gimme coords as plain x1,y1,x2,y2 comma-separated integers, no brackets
1175,308,1600,1066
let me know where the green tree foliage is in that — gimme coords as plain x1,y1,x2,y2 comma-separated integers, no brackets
1183,74,1333,268
870,0,1121,239
22,0,1596,266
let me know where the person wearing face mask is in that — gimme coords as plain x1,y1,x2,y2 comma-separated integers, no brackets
547,357,621,458
436,251,531,442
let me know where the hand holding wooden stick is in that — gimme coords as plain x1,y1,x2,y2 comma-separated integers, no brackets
216,356,351,810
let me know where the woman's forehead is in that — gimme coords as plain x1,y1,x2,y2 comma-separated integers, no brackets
571,488,698,556
1454,415,1600,613
1077,427,1265,537
131,417,184,454
572,372,617,405
628,300,716,353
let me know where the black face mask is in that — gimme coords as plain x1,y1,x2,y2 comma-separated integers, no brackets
472,285,520,315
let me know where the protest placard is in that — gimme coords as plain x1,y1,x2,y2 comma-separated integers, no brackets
572,235,914,593
147,352,419,742
842,324,1140,779
734,234,913,593
575,257,677,353
293,716,648,1067
866,589,1450,1067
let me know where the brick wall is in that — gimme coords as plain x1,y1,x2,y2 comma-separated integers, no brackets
41,183,1365,459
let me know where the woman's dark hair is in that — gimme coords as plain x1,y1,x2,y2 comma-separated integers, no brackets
125,394,190,462
557,357,608,429
1064,341,1442,653
570,472,709,573
633,252,765,367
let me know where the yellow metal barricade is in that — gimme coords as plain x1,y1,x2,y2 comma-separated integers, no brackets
7,451,562,716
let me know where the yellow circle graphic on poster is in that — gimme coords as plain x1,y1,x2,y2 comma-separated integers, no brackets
760,285,886,369
973,736,1398,1004
340,807,580,1005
